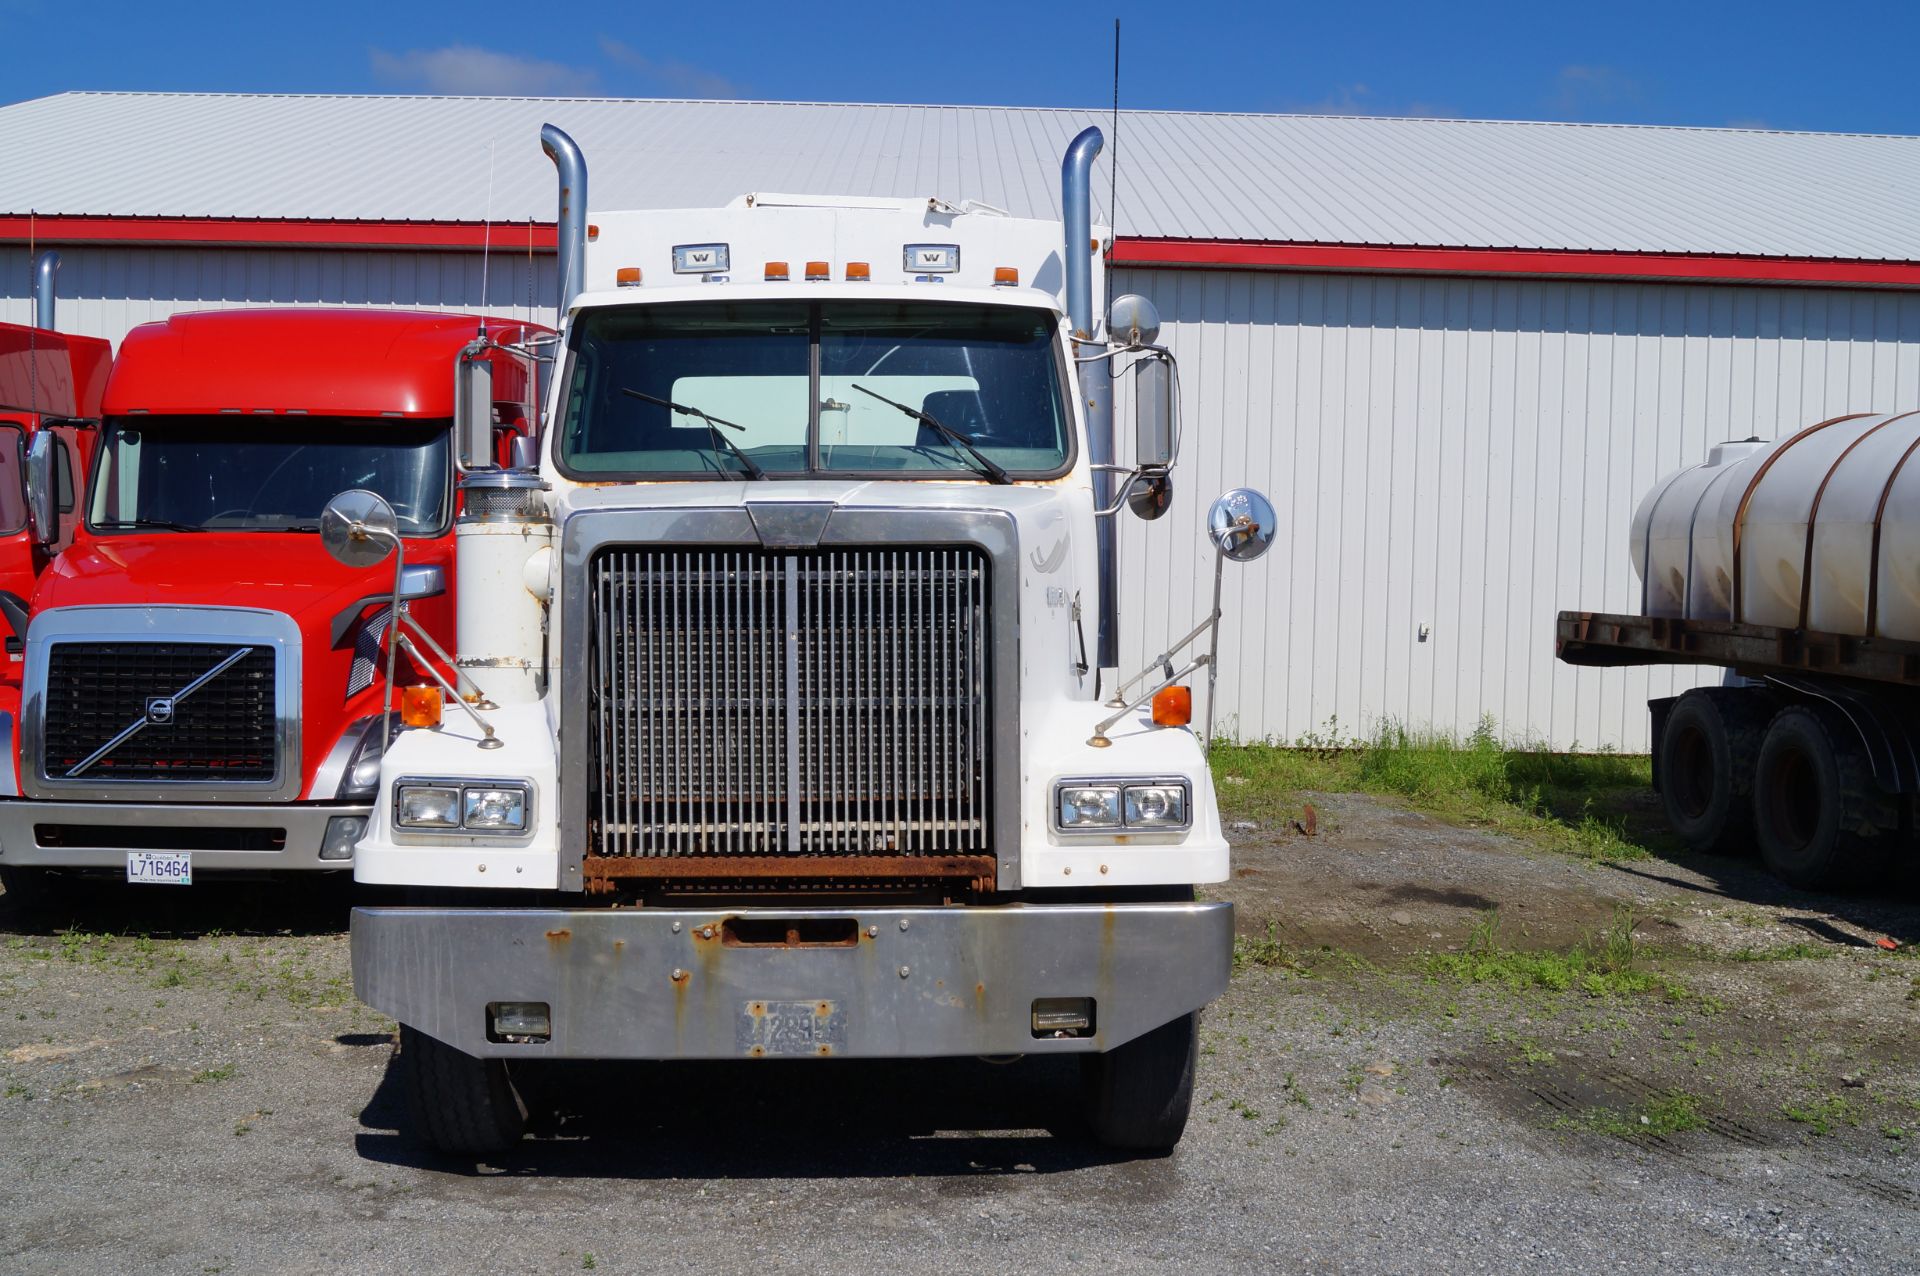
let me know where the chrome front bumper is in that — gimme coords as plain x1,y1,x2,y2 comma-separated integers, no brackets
353,901,1233,1059
0,800,368,871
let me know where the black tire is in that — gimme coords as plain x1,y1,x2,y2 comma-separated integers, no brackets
1081,1011,1198,1152
399,1025,528,1155
1751,705,1897,890
1658,688,1771,856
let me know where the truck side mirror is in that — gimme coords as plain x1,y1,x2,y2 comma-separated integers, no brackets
1133,355,1176,471
455,350,496,472
24,431,57,548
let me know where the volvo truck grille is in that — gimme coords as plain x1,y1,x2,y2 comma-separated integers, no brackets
41,643,278,782
589,546,991,858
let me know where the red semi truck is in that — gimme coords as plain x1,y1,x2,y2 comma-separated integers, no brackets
0,308,546,901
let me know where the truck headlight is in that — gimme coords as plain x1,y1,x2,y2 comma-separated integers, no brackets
463,787,528,832
394,779,533,834
396,784,461,828
1057,785,1122,829
1053,778,1192,833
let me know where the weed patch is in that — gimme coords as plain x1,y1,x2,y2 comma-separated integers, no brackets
1558,1090,1706,1138
1426,908,1686,1000
1782,1093,1863,1136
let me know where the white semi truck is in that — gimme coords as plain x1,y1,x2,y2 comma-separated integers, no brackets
330,125,1273,1153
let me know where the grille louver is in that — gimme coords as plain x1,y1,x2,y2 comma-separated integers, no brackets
589,546,990,858
42,643,277,782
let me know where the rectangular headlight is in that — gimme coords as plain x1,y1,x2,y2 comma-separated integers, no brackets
1124,783,1188,829
1057,784,1123,829
396,784,461,828
463,787,528,832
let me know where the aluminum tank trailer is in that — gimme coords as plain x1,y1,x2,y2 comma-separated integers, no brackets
1560,410,1920,889
319,124,1277,1155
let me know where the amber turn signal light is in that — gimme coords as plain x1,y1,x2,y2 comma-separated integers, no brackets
1151,685,1192,727
401,684,443,729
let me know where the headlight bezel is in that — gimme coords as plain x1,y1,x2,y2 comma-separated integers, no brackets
1050,776,1193,834
393,777,534,835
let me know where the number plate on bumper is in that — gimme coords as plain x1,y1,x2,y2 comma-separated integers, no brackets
126,852,192,885
738,1000,847,1057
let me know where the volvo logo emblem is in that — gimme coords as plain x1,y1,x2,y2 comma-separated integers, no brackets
144,697,175,725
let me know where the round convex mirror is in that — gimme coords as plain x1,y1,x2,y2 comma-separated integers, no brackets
1128,471,1174,521
1107,293,1162,347
320,489,401,569
1206,488,1277,562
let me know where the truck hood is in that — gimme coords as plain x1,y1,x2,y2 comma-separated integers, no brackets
33,534,441,624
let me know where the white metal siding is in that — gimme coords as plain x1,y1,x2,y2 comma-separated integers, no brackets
1113,267,1920,751
0,246,556,341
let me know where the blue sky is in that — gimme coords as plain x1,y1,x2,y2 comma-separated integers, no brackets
2,0,1916,135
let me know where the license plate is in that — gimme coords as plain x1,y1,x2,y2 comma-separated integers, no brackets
126,852,192,886
737,999,847,1057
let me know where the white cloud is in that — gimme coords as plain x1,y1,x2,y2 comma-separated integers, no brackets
597,36,742,99
369,44,600,96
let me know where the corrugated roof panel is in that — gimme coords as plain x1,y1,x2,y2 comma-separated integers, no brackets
3,92,1919,260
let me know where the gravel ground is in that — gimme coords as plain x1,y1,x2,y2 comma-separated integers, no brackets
3,795,1919,1274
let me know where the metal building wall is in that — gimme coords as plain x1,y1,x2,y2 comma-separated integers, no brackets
0,246,556,341
1113,267,1920,751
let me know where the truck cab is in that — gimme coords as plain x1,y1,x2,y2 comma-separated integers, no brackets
0,309,546,899
344,127,1272,1154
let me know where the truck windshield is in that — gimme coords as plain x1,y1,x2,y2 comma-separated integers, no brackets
87,417,451,536
559,300,1070,478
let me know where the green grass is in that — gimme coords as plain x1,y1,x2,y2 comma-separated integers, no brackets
1425,907,1687,1000
1559,1090,1707,1138
1212,717,1660,862
1782,1092,1863,1135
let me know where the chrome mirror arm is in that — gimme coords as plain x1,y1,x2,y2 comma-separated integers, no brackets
394,632,504,750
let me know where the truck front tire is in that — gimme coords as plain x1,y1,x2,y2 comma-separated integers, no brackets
399,1025,528,1156
1752,705,1895,890
1081,1011,1199,1152
1658,688,1770,856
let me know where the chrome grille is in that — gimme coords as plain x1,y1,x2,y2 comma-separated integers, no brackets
590,546,990,858
41,643,277,782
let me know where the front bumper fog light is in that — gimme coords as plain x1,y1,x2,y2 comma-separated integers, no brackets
1057,785,1122,830
396,785,461,829
1124,784,1188,829
463,787,528,832
488,1001,551,1043
319,815,367,861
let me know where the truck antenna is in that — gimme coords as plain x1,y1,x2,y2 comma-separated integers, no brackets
477,143,496,339
1108,18,1121,317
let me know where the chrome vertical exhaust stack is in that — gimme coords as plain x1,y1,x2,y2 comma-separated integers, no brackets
540,124,589,319
1062,126,1117,673
33,250,59,331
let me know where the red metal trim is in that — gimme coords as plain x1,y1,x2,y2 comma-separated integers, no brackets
10,217,1920,287
1110,238,1920,288
0,215,556,252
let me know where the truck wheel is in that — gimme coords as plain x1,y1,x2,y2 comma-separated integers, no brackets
1752,706,1896,890
1658,688,1769,856
399,1025,527,1155
1081,1011,1198,1152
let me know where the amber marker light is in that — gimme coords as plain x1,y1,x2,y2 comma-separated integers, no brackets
805,261,831,281
615,266,642,287
765,261,790,281
1151,685,1193,728
993,266,1019,287
401,685,444,729
587,224,600,241
845,261,871,281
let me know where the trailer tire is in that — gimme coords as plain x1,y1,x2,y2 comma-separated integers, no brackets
1081,1011,1198,1153
1752,705,1896,890
400,1025,528,1156
1658,688,1770,856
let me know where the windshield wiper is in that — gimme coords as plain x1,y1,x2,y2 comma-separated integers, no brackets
621,388,767,480
93,518,208,533
850,384,1010,484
